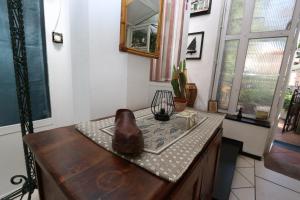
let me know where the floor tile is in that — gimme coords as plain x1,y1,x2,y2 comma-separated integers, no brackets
229,192,239,200
256,177,300,200
232,170,253,188
232,188,255,200
32,190,39,200
236,167,255,186
236,155,254,168
255,160,300,193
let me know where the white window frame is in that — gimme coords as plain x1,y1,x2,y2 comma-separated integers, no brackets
0,118,53,137
212,0,300,120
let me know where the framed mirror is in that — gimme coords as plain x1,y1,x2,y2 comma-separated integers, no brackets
119,0,164,58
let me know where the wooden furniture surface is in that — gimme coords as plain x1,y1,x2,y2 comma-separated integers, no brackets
24,124,222,200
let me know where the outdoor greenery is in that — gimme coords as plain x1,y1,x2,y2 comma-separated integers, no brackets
217,41,238,109
227,0,243,34
150,31,157,53
283,89,293,111
238,75,277,110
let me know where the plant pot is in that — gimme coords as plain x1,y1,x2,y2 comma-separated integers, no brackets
174,97,187,112
185,83,197,107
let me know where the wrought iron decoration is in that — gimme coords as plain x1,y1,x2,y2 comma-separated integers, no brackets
283,88,300,133
151,90,175,121
1,0,36,199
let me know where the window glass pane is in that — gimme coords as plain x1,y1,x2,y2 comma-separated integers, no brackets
227,0,244,35
251,0,296,32
0,0,51,126
0,1,17,126
238,37,287,115
217,40,239,110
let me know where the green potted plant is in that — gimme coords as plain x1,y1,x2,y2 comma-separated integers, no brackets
280,89,292,119
171,60,187,112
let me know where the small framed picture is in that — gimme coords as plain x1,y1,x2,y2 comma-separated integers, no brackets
208,100,218,113
186,32,204,60
190,0,212,17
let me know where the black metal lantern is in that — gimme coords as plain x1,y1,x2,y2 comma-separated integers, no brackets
151,90,175,121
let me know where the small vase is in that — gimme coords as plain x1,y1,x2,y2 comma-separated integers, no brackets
174,97,187,112
186,83,197,107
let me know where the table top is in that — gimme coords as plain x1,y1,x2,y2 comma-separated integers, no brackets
76,108,224,182
23,111,222,200
24,126,173,200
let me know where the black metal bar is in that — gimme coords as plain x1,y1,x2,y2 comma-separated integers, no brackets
283,88,300,133
1,0,36,199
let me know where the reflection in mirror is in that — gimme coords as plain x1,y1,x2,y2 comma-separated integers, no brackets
126,0,159,53
120,0,163,58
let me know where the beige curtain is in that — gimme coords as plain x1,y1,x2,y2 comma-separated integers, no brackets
150,0,188,82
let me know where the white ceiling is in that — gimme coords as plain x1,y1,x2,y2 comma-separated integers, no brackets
127,0,160,25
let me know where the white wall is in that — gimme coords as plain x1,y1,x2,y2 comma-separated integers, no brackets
0,132,26,196
45,0,75,127
127,54,151,110
70,0,91,123
186,1,225,111
148,82,173,105
88,0,129,120
88,0,154,118
223,120,270,157
49,0,152,122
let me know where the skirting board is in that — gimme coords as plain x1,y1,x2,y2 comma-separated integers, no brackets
240,151,262,161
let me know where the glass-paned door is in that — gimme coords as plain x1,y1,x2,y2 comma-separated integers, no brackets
214,0,300,119
217,40,239,109
251,0,296,32
238,37,287,114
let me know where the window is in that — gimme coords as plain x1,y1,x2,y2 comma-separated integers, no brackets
226,0,244,35
217,40,239,110
0,0,51,126
251,0,296,32
214,0,299,117
237,38,286,114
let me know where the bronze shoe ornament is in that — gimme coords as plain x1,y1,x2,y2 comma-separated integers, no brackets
112,109,144,155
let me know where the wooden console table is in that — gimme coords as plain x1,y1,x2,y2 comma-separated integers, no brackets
24,122,222,199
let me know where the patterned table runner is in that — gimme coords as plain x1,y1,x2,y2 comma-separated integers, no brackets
76,108,224,182
102,111,207,154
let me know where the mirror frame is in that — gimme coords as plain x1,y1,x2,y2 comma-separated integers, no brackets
119,0,164,59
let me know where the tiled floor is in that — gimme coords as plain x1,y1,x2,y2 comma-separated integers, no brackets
230,155,300,200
